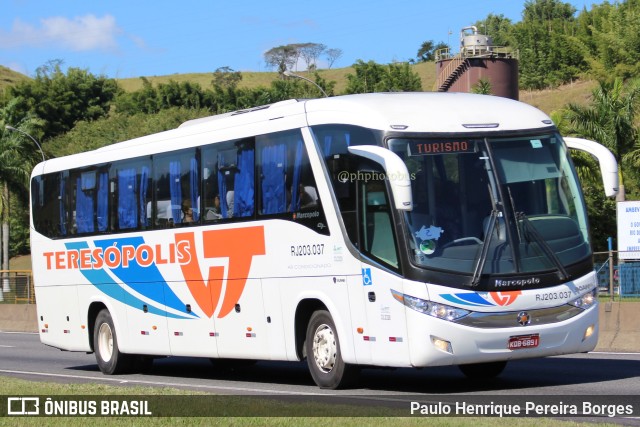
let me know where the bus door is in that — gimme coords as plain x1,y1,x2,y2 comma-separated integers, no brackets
353,170,411,367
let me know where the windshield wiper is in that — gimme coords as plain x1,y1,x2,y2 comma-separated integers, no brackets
470,208,498,286
517,211,569,281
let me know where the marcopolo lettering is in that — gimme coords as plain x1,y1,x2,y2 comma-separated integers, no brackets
495,277,541,287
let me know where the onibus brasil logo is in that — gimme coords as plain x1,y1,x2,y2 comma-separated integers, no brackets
42,226,265,319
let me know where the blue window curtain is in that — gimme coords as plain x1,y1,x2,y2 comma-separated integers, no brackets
234,147,254,217
217,166,228,219
323,135,332,157
290,139,304,212
261,142,286,214
76,177,94,233
118,168,137,229
169,161,182,224
190,158,199,221
323,132,351,157
59,177,67,236
97,172,108,232
139,166,150,227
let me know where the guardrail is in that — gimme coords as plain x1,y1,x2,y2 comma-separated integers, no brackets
0,270,35,304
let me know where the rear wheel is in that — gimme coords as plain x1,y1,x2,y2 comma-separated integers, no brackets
93,309,134,374
305,310,358,389
458,361,507,379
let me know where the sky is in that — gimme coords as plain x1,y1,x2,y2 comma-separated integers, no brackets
1,0,594,79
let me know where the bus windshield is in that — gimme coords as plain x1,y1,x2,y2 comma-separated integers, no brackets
388,133,590,278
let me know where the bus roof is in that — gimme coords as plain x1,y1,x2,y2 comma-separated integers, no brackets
303,92,553,133
34,92,554,175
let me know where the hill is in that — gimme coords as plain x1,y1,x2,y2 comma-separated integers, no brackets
0,65,30,91
1,61,593,118
116,62,438,98
115,62,591,116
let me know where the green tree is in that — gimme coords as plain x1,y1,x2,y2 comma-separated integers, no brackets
264,45,298,74
211,66,242,90
417,40,435,62
46,107,212,156
417,40,448,62
325,48,343,69
511,0,585,89
474,14,514,47
3,60,118,140
378,63,422,92
566,78,640,201
345,60,386,94
345,60,421,93
577,0,640,80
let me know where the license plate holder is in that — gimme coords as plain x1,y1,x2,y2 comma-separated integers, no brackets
508,333,539,350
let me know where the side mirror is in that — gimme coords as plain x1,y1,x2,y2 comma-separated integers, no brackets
347,145,413,211
563,137,618,198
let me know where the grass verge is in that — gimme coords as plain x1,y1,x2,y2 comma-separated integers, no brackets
0,376,620,426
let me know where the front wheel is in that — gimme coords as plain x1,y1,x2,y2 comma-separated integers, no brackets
458,361,507,379
93,309,134,374
305,310,358,389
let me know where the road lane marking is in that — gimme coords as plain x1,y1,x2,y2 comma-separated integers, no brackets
0,331,38,335
0,369,327,396
0,345,15,348
591,351,640,355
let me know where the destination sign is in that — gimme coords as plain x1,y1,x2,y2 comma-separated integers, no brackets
408,140,475,155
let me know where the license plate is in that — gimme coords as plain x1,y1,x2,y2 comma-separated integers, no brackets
508,334,539,350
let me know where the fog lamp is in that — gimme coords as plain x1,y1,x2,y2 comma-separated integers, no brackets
430,335,453,354
583,324,595,341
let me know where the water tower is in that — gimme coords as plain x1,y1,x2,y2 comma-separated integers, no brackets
435,26,519,100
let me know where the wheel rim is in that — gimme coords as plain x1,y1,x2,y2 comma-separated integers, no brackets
312,323,337,373
98,323,114,363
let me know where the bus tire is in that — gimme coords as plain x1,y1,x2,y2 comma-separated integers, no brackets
458,361,507,379
93,309,133,375
305,310,358,389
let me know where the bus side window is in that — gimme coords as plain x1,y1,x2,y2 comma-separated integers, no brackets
72,169,110,234
113,159,151,231
257,130,319,215
202,138,255,222
32,173,65,238
255,130,326,234
154,150,198,227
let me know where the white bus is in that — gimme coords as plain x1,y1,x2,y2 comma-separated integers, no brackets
30,93,617,389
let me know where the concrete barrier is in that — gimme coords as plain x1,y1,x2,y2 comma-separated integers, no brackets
0,304,38,333
1,303,638,352
595,301,640,352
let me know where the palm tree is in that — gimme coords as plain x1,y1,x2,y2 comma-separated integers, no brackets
565,78,640,201
551,109,602,188
0,99,45,296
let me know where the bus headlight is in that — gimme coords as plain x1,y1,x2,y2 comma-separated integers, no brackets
568,288,597,309
391,289,470,321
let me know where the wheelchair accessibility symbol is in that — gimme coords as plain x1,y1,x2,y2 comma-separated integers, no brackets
362,268,372,286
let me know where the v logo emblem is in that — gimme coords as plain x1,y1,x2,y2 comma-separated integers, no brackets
175,226,266,318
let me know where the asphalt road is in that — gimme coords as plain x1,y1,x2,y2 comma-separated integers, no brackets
1,331,639,422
